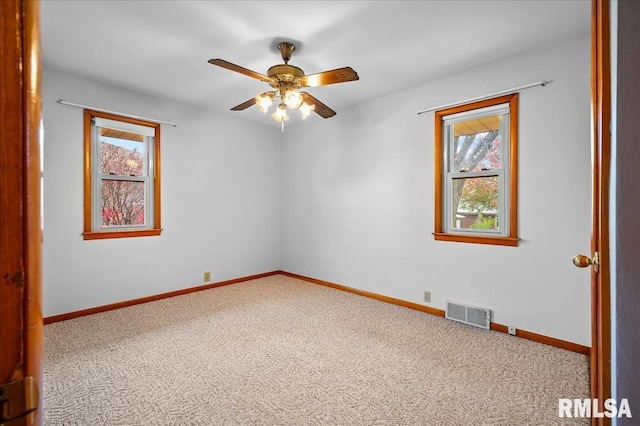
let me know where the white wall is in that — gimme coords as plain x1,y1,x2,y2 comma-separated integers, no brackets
42,68,281,317
280,36,592,346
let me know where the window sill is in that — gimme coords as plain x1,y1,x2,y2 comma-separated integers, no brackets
433,232,519,247
83,228,162,240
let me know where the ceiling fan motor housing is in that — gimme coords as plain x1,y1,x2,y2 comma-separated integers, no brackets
268,42,305,90
267,64,305,85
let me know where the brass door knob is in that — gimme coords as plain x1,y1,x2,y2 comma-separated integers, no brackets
573,254,592,268
573,252,600,273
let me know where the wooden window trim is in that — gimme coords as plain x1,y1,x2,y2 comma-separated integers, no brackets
434,93,518,247
83,109,162,240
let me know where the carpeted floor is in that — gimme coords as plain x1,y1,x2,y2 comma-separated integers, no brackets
43,275,590,425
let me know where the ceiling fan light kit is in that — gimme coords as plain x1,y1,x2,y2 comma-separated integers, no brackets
208,41,359,131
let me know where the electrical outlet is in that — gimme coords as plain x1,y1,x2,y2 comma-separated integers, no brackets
508,326,517,336
204,272,211,282
423,291,431,303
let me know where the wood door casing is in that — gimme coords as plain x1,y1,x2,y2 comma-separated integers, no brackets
590,1,611,425
0,0,43,425
23,1,44,424
0,0,26,385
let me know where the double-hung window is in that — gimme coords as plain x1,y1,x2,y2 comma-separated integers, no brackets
83,110,161,240
434,94,518,246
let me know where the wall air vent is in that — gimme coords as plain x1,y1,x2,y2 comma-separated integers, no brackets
445,301,491,330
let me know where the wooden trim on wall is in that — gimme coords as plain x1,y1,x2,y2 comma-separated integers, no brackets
279,271,446,318
83,108,92,234
591,0,612,421
82,229,162,240
280,271,590,355
1,1,43,424
489,323,590,355
44,271,280,324
23,1,43,425
153,121,161,232
1,0,26,385
432,233,519,247
45,270,591,356
508,93,519,240
434,109,444,235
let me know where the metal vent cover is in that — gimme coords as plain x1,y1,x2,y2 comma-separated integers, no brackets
446,301,491,330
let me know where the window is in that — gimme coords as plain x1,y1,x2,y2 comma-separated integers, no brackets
434,94,518,246
83,110,161,240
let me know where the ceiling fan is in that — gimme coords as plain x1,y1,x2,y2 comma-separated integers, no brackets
208,42,359,129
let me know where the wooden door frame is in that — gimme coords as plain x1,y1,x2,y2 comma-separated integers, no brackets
23,1,44,425
591,0,611,424
0,0,43,425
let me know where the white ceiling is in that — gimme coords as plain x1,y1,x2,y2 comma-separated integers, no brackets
41,1,591,126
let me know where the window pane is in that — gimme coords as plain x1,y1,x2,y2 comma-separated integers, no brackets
451,176,499,231
101,179,145,226
453,115,501,172
99,131,145,177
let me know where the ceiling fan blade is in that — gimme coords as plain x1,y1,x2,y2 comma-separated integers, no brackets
301,67,359,87
301,92,336,118
208,59,273,83
230,98,256,111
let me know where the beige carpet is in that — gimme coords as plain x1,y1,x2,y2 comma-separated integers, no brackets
44,275,589,425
